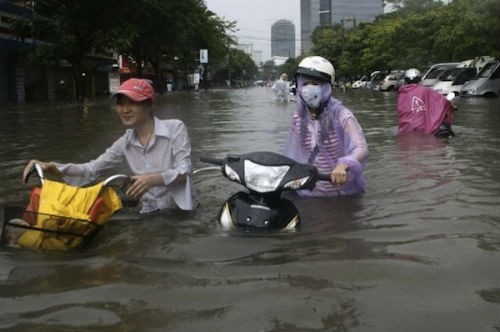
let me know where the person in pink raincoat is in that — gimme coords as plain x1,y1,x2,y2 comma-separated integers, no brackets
397,68,454,138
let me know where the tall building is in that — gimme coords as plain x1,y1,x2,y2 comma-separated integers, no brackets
300,0,320,53
301,0,383,53
271,19,296,58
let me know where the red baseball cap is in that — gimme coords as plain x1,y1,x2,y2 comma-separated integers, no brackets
112,78,155,101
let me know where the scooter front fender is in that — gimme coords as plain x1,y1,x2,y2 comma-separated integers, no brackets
218,191,300,230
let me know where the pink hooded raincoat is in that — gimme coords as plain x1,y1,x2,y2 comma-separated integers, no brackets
397,84,453,135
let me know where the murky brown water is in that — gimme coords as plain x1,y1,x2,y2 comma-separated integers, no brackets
1,87,499,332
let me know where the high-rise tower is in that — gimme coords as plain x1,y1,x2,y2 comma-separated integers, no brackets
271,19,296,58
301,0,383,53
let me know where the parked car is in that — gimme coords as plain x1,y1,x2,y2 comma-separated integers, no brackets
352,75,369,89
460,60,500,97
421,62,459,87
432,67,477,95
379,70,405,91
367,71,386,90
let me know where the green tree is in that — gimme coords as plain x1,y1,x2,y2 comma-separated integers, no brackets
309,25,353,78
311,25,344,63
307,0,499,78
341,23,372,77
213,48,258,87
117,0,235,89
277,57,300,82
261,59,276,81
433,0,500,60
12,0,235,98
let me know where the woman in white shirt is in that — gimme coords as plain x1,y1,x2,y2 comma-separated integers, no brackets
23,78,196,213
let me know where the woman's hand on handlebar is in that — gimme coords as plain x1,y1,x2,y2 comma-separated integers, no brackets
22,159,61,184
330,163,349,185
126,175,154,200
126,173,177,200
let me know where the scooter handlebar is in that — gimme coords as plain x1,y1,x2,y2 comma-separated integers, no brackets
317,173,331,182
199,156,224,166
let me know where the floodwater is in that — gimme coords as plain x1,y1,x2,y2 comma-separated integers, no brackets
0,87,499,332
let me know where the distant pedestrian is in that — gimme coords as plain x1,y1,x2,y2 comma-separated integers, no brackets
272,73,291,102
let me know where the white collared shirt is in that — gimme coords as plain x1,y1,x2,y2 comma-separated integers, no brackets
55,117,196,213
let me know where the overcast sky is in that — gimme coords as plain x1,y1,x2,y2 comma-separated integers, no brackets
204,0,301,60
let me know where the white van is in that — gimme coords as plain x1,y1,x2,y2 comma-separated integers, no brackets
432,67,477,95
460,60,500,97
421,62,459,87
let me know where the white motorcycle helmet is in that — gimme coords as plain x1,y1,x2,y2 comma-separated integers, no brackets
296,56,335,85
405,68,422,83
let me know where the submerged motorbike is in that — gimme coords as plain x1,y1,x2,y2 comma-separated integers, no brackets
196,151,331,231
435,92,457,138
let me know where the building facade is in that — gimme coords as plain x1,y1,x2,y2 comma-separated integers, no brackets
0,1,116,103
301,0,384,53
271,19,296,58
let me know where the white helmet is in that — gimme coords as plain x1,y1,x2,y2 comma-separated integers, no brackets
405,68,421,83
296,56,335,84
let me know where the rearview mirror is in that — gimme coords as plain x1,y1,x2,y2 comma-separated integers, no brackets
446,92,456,101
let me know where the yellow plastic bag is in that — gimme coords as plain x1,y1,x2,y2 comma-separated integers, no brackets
17,180,123,251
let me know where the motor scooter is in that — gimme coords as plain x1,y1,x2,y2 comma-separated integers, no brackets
435,92,457,138
196,151,331,231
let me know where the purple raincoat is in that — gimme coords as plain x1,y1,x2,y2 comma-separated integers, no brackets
397,84,453,135
284,76,369,197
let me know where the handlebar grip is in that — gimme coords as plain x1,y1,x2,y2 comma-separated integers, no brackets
199,156,224,165
24,163,44,185
317,173,331,182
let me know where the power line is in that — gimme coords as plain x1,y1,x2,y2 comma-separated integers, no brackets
237,35,305,42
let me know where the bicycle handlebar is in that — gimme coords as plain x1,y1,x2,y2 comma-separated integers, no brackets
102,174,130,186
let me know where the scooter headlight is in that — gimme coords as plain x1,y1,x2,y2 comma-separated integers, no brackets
224,164,241,183
244,160,289,193
283,176,311,190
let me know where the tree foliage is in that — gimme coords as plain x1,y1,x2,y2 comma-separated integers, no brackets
11,0,236,98
117,0,235,82
279,58,300,81
307,0,500,79
212,48,258,86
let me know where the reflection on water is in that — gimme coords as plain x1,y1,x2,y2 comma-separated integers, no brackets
0,88,499,332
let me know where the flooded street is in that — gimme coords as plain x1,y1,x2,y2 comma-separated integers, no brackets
0,87,499,332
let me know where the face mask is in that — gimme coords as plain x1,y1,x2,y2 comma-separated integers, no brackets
300,84,322,109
